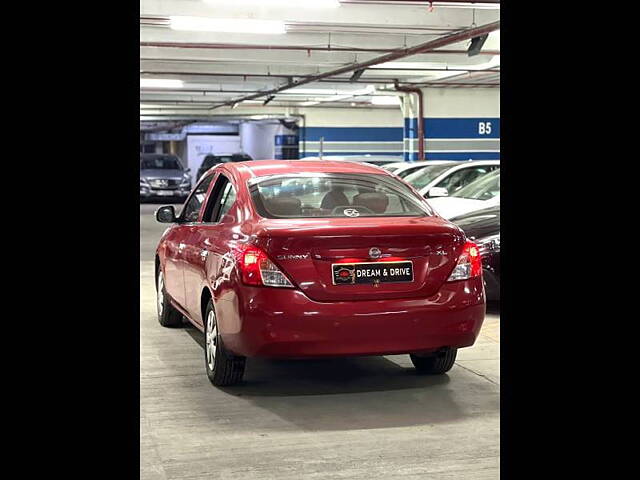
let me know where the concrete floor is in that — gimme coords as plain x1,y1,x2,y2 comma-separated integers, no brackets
140,203,500,480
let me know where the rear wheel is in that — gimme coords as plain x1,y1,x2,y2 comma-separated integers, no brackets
410,348,457,374
204,300,245,386
156,269,183,327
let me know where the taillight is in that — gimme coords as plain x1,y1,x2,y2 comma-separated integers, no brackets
234,245,294,288
447,241,483,282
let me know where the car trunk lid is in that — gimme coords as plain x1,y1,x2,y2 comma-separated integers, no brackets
252,216,465,302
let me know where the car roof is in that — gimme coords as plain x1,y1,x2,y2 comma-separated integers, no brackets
386,160,457,168
228,159,393,181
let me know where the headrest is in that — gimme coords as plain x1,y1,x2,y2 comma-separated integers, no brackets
352,192,389,214
266,196,302,216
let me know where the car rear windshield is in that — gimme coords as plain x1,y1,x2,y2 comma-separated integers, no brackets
249,173,432,219
403,163,455,189
140,155,182,170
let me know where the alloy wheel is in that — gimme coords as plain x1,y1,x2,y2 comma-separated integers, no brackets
206,309,217,371
157,272,164,316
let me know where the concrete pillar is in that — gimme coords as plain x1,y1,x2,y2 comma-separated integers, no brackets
400,93,422,162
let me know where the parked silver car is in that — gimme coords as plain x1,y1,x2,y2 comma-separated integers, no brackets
140,154,191,202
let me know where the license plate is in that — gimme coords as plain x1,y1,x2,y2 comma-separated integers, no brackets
332,261,414,285
156,190,174,196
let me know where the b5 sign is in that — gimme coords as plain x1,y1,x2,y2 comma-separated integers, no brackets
478,122,493,135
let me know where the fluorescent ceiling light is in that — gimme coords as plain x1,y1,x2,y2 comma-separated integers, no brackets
471,54,500,70
432,70,468,80
370,96,400,106
377,57,499,71
290,86,374,96
140,78,184,89
322,94,358,102
382,54,500,82
204,0,340,7
169,16,286,34
308,86,375,103
288,88,339,95
377,61,448,70
294,85,375,106
431,2,500,9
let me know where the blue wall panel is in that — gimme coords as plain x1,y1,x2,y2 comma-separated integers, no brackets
404,118,500,138
303,118,500,160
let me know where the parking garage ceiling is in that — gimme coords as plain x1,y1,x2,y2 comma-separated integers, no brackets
140,0,500,122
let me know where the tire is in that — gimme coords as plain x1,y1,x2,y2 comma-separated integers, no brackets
204,300,246,386
156,269,183,327
410,348,457,374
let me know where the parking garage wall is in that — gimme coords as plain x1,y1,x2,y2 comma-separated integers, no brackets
303,108,404,158
408,88,501,161
302,89,500,161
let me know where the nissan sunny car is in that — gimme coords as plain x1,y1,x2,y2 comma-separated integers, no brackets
154,160,486,386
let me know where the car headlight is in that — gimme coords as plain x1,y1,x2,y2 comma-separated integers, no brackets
180,174,191,187
476,234,500,255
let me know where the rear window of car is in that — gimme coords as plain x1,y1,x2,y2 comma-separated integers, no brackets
202,156,219,168
140,155,182,170
249,173,432,219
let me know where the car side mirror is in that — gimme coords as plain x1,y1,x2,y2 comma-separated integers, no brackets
427,187,449,198
156,205,177,223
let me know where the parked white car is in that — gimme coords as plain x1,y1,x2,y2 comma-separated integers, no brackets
382,160,457,179
402,160,500,199
427,169,500,219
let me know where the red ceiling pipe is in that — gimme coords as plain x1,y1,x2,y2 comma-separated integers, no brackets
211,20,499,110
394,81,424,162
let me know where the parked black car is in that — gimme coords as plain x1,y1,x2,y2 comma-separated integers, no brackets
450,205,500,301
196,153,253,181
140,154,191,202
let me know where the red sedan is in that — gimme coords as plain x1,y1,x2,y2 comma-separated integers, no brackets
155,160,485,386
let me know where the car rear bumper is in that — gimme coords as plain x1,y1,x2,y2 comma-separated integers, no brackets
218,277,486,358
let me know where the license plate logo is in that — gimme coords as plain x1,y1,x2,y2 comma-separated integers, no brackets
332,261,414,286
